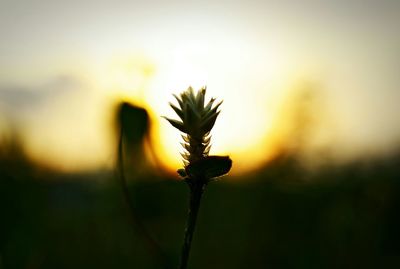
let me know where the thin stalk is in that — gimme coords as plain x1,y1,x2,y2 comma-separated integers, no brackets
117,127,171,269
179,181,205,269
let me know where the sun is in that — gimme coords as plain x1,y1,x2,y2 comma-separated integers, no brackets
138,39,285,175
20,23,288,174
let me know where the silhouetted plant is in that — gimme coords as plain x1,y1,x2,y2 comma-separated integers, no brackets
116,103,171,268
164,86,232,269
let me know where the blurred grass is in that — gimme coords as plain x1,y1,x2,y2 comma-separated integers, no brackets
1,150,399,269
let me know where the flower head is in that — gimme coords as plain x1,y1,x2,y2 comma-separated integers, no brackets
163,86,222,166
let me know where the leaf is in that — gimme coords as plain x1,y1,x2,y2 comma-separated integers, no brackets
169,102,184,120
181,134,190,143
186,98,201,119
202,134,211,145
200,111,220,134
187,86,195,101
203,98,216,114
180,142,191,152
204,143,211,155
162,117,186,133
196,87,206,110
173,94,183,108
186,155,232,180
184,103,200,133
206,100,223,118
180,152,190,160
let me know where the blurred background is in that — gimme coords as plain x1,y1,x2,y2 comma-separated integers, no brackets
1,0,400,268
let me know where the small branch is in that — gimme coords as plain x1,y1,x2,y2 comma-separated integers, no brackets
179,180,205,269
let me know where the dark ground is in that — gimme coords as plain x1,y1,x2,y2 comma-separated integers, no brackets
1,147,399,269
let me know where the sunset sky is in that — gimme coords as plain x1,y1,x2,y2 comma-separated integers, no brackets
1,0,399,174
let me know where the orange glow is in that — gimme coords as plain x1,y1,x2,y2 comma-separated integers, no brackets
142,47,286,175
2,2,399,175
8,44,322,175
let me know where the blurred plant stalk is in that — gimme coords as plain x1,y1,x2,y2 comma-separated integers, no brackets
164,87,232,269
116,103,171,268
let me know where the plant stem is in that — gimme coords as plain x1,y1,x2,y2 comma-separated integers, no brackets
117,127,171,269
179,180,205,269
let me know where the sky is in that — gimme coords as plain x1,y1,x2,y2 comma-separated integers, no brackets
1,0,400,174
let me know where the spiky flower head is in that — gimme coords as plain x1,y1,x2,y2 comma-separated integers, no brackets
163,86,222,166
